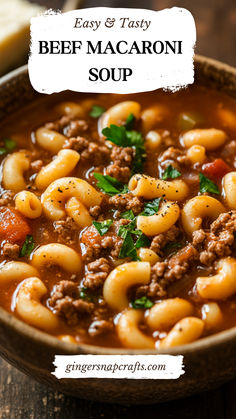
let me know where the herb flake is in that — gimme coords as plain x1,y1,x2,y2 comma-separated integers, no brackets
131,296,154,309
135,233,151,249
102,123,146,174
0,138,17,156
120,210,135,220
141,198,161,216
125,113,136,130
118,219,150,259
162,165,181,180
80,287,92,301
89,105,106,118
102,125,128,146
119,231,139,260
93,219,113,236
19,235,35,258
199,173,220,195
93,173,128,196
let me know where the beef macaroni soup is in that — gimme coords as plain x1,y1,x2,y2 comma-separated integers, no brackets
0,86,236,349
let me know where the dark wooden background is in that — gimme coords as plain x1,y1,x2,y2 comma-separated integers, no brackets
1,0,236,417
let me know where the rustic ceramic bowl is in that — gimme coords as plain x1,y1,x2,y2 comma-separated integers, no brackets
0,56,236,404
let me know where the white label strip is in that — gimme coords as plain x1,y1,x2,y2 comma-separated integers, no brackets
29,7,196,94
52,355,185,379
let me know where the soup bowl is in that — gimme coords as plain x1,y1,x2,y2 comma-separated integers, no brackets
0,56,236,404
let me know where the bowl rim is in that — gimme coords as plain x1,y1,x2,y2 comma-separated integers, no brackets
1,54,236,356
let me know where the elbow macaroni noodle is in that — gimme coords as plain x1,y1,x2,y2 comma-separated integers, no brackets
98,101,141,135
223,172,236,209
182,128,227,150
3,151,30,192
15,191,42,219
187,145,206,164
16,277,59,331
55,101,85,118
0,262,38,284
196,257,236,300
31,243,82,274
103,262,151,311
137,201,180,236
201,302,223,331
35,149,80,190
66,196,93,228
35,127,66,153
128,174,189,201
159,317,204,348
141,104,168,133
137,248,160,265
145,131,162,151
42,177,103,221
182,196,225,235
117,309,155,349
146,298,194,331
1,90,236,350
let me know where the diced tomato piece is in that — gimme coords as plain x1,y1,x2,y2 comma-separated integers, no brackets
81,225,102,246
0,207,31,244
202,159,231,179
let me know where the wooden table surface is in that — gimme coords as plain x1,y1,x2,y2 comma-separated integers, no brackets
1,0,236,417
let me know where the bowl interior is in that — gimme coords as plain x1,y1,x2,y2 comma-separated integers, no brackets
0,55,236,356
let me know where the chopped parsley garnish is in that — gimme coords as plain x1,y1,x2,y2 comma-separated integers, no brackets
80,287,92,301
118,219,137,238
135,232,151,249
0,138,17,156
19,235,35,258
119,232,139,260
127,130,146,175
199,173,220,195
93,219,113,236
120,210,135,220
102,123,146,175
125,113,136,130
118,219,150,260
89,105,106,118
93,173,128,196
131,296,154,309
102,125,128,146
141,198,161,216
162,165,181,180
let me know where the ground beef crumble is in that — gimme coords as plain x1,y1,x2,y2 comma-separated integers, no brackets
63,136,110,165
193,210,236,265
150,225,181,256
108,193,143,215
1,242,20,259
0,191,14,207
45,115,71,133
89,205,102,218
83,258,111,290
158,146,190,171
106,146,134,183
136,244,198,299
82,233,123,263
65,120,88,137
45,115,88,137
54,216,78,245
136,210,236,299
49,280,94,326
